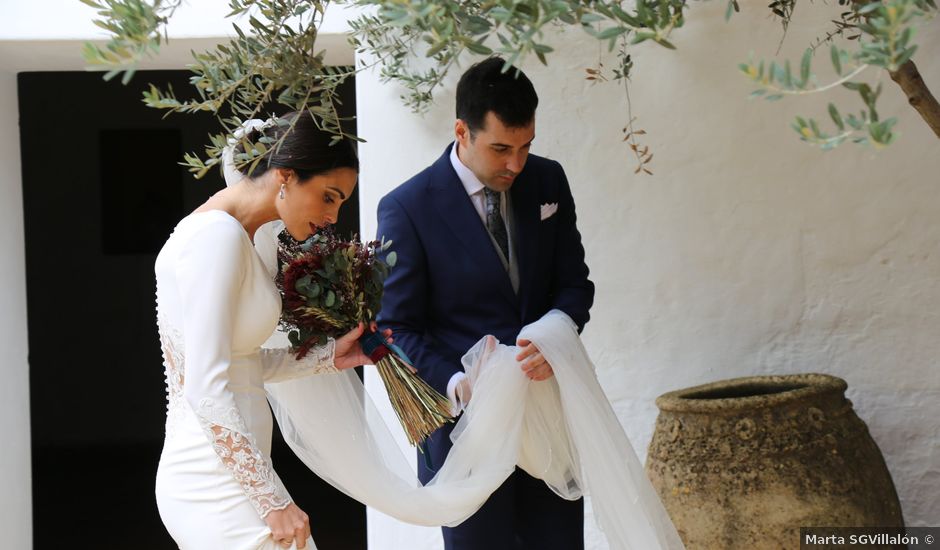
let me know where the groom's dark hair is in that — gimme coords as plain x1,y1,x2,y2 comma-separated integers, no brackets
456,56,538,136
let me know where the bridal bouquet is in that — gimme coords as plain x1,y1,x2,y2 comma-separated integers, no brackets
277,228,453,446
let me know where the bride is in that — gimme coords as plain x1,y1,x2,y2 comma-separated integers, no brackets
154,110,382,550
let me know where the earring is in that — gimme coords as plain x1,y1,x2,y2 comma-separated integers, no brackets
279,183,286,200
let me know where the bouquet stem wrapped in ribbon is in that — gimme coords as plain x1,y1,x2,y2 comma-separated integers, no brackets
359,330,454,446
277,228,454,446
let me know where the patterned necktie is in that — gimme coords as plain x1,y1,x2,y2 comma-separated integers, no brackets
483,188,510,260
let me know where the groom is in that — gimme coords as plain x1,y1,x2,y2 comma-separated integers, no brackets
376,56,594,549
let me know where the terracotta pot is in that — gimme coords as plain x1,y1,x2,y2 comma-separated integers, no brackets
645,374,903,549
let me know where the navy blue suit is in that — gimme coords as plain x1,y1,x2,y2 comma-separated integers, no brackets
377,144,594,549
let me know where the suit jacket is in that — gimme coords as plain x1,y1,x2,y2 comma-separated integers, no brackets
376,143,595,396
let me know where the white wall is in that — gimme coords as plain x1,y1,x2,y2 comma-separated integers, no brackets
0,68,31,550
0,0,353,71
357,2,940,547
0,0,355,40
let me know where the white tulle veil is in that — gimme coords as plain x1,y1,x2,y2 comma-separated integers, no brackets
226,120,684,549
222,119,284,274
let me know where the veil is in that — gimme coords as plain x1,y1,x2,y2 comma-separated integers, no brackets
228,119,685,549
222,119,283,275
267,310,685,549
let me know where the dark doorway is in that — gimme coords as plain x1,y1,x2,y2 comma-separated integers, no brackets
19,70,364,550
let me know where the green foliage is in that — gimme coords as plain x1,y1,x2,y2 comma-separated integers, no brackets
84,0,938,173
352,0,935,153
84,0,358,178
349,0,686,113
279,230,392,352
738,0,935,150
81,0,182,84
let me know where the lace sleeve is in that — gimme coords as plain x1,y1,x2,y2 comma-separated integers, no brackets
175,215,291,518
261,338,339,383
194,398,292,517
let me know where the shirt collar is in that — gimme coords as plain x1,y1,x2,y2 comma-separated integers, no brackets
449,141,486,197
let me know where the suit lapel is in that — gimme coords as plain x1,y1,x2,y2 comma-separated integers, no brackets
510,170,539,320
430,145,518,307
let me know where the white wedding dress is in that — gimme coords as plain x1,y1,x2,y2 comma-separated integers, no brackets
154,210,336,550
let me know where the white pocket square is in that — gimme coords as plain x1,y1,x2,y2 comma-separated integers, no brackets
540,203,559,221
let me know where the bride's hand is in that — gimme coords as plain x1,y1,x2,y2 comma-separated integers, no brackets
265,503,310,549
334,322,394,370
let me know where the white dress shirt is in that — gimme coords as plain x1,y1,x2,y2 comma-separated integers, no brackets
450,141,489,223
445,142,507,413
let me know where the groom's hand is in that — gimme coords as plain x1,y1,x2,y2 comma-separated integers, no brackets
516,339,554,381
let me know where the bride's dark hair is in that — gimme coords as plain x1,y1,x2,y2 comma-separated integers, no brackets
235,110,358,181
